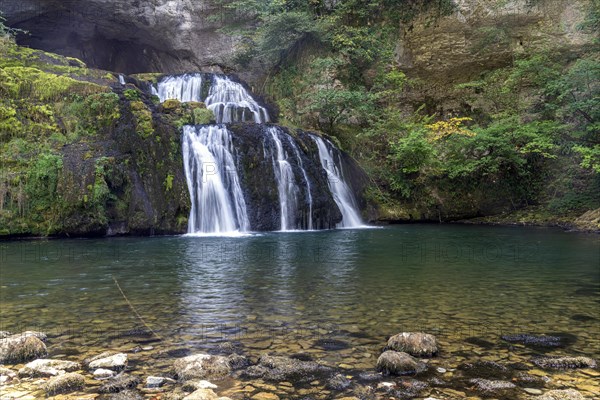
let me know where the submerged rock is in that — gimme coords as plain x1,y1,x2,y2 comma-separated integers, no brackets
18,358,80,377
501,333,576,349
385,332,438,357
326,373,352,390
174,353,245,380
182,388,219,400
0,334,47,363
99,373,140,393
376,351,427,376
514,371,550,387
532,356,597,370
182,379,218,391
87,352,128,371
243,354,333,382
538,389,585,400
0,366,17,383
468,378,516,396
43,372,85,395
457,360,512,379
108,389,145,400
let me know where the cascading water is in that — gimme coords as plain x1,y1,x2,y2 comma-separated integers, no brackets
182,125,249,234
152,74,269,123
154,73,204,103
206,76,269,123
312,136,363,228
289,138,313,231
151,72,364,232
267,127,300,231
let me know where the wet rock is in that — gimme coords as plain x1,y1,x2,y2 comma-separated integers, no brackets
174,354,244,380
314,338,350,351
326,373,351,390
524,388,544,395
147,375,169,388
538,389,585,400
464,337,495,350
94,368,117,379
501,333,576,349
43,372,85,395
514,371,550,387
382,378,429,398
385,332,438,357
242,354,333,382
227,353,249,370
0,366,17,383
356,371,382,383
468,378,516,397
99,373,140,393
376,350,427,376
457,360,512,379
183,388,219,400
18,358,80,377
0,334,47,363
531,356,597,370
109,389,145,400
251,393,279,400
87,352,128,371
182,379,218,391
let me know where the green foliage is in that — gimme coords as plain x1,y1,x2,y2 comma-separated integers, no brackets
26,153,63,217
299,57,375,133
130,100,154,139
573,144,600,172
124,88,141,101
164,174,174,192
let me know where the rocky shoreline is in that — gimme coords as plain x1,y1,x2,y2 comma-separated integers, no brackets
1,329,597,399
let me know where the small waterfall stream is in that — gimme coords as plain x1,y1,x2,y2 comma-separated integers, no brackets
268,127,300,231
312,136,363,228
150,73,363,233
182,125,249,234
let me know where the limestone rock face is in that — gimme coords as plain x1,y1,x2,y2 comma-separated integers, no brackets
3,0,244,75
396,0,593,82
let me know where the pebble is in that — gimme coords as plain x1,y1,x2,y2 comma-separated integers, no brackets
524,388,543,395
436,367,447,373
93,368,116,379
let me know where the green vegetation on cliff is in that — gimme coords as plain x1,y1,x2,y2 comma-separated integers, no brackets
0,32,191,236
220,0,599,227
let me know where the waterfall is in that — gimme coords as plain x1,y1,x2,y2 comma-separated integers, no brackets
152,74,269,123
155,73,204,103
289,138,313,230
182,125,249,234
118,74,126,85
205,76,269,123
267,127,300,231
312,136,363,228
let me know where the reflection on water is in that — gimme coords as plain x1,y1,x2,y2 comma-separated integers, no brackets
1,225,598,365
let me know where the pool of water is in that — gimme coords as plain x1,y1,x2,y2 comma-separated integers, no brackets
1,225,598,396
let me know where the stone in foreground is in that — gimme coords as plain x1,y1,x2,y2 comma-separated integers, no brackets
539,389,585,400
43,372,85,395
182,388,219,400
376,350,427,375
87,352,128,371
385,332,438,357
0,335,47,364
174,354,245,380
18,358,81,377
532,356,597,370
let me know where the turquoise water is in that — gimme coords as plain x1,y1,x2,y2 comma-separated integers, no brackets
1,225,598,374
